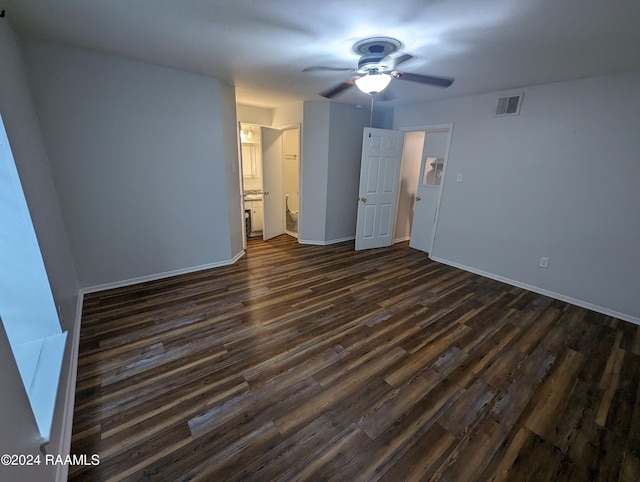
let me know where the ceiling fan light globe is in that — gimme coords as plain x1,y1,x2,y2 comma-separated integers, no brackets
355,73,392,95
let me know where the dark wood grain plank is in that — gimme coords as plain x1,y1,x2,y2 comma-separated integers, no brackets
69,235,640,481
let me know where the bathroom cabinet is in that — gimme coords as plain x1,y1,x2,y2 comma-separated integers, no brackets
245,200,263,233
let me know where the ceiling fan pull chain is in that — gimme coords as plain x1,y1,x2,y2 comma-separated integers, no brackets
369,95,374,128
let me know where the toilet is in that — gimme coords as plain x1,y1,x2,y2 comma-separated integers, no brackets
286,193,299,227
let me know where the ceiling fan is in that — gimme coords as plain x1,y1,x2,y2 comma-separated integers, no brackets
303,37,454,99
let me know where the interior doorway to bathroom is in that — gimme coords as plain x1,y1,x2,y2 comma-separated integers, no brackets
283,126,300,238
239,122,300,247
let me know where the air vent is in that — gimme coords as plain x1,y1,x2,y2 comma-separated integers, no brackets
494,93,523,116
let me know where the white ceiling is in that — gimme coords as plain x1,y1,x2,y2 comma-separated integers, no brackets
4,0,640,108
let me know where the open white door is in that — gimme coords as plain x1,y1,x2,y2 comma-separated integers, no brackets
410,127,452,253
355,128,404,250
262,127,284,240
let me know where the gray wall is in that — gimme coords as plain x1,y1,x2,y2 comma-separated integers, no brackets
300,101,330,242
394,72,640,322
23,41,241,288
220,84,244,260
301,100,369,244
0,20,80,480
325,103,370,241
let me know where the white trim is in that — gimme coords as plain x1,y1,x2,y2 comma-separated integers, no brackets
55,292,84,482
276,123,301,131
398,123,453,133
81,251,246,294
393,236,411,243
430,255,640,326
298,236,355,246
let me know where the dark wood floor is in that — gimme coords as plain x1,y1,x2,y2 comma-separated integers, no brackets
70,235,640,481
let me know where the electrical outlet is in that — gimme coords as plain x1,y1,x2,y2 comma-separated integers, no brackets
539,257,549,268
456,173,463,183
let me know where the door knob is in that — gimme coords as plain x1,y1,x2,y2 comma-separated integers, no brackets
416,196,422,201
359,197,367,202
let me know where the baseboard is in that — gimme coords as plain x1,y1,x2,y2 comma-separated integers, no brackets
394,236,411,243
55,292,84,482
430,255,640,326
298,236,355,246
81,251,246,294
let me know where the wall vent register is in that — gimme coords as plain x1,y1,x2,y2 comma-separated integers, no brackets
494,93,523,116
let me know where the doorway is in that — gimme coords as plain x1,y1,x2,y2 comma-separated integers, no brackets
239,123,265,239
283,127,300,238
354,125,452,253
239,123,300,246
408,127,451,253
394,131,425,242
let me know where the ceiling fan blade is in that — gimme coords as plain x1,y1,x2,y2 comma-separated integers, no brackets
393,53,414,68
319,78,357,99
392,71,454,88
302,66,354,72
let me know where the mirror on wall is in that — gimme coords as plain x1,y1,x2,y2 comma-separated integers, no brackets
241,144,258,178
240,124,262,181
422,157,444,187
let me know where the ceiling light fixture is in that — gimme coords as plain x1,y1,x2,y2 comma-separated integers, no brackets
354,72,392,95
240,126,253,141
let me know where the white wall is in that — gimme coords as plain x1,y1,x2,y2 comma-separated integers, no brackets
272,101,304,127
236,104,274,126
23,41,241,289
0,29,78,333
0,118,60,345
394,72,640,322
283,128,299,197
325,103,370,242
236,102,302,128
0,20,80,480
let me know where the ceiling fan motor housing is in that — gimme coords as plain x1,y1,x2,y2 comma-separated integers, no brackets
357,54,391,73
353,37,402,74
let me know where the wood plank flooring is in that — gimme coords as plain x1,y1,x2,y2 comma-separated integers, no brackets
70,235,640,481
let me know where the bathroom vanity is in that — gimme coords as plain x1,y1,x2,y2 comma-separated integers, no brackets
244,191,263,235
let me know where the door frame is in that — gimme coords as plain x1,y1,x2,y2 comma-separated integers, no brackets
237,121,248,250
396,123,454,256
238,122,297,247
